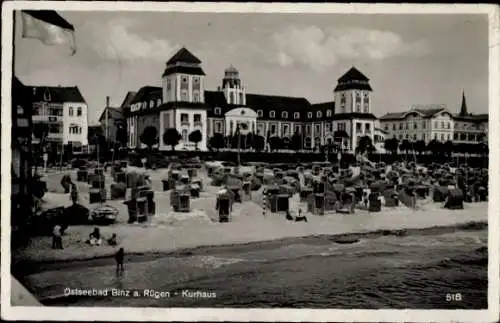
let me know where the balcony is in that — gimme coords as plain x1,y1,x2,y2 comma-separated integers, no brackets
194,121,203,128
33,115,62,122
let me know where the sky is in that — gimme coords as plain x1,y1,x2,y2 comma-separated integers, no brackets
14,11,489,124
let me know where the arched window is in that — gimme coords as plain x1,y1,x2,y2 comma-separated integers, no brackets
355,92,361,103
229,92,234,104
308,112,312,118
270,111,275,118
69,107,73,116
316,111,322,118
182,129,188,142
257,110,263,117
281,111,288,119
326,109,332,117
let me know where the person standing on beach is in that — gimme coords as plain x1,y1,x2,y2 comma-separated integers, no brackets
52,224,63,249
115,248,125,275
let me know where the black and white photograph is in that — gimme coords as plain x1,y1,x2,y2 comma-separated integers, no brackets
2,1,499,322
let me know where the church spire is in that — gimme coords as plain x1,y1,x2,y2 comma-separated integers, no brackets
460,90,468,116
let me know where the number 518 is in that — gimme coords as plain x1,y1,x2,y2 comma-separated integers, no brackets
446,293,462,302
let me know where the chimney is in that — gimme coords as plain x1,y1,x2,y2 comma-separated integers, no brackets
106,96,110,108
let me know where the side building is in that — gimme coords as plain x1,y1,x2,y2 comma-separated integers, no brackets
380,92,488,145
125,47,379,153
452,92,488,143
379,104,454,143
29,85,88,151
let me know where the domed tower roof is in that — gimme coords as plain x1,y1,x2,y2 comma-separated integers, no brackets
224,65,239,78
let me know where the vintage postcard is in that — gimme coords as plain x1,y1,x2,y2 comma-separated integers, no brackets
1,1,499,322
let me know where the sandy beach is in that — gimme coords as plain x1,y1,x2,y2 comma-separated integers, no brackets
12,168,488,267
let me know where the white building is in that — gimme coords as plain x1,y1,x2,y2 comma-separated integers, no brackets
30,86,88,150
126,49,378,153
380,104,454,143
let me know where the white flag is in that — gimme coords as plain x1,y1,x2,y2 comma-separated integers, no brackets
21,10,76,55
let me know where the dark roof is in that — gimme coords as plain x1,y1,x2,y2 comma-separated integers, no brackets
29,85,86,103
120,91,137,109
131,86,162,104
334,83,373,92
380,108,450,120
338,67,369,83
98,107,124,123
162,66,206,77
453,113,488,122
166,47,202,65
246,93,312,121
128,101,207,117
328,113,378,121
334,67,372,92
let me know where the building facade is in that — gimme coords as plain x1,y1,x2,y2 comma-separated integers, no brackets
99,96,126,144
380,92,488,145
380,104,455,143
30,86,88,149
126,48,378,153
452,92,488,143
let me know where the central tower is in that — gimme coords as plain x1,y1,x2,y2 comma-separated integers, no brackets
333,66,372,114
221,65,246,105
162,47,206,104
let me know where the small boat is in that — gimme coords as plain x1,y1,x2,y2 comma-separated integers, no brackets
91,205,119,225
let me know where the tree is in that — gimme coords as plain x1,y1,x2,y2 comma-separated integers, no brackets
115,123,128,148
414,140,426,155
188,129,203,150
140,126,158,151
290,132,302,151
281,137,290,150
443,140,454,159
245,133,254,150
426,139,442,157
33,122,49,142
162,128,181,151
209,133,225,152
252,135,265,152
384,138,399,155
399,139,411,156
269,136,281,152
356,136,374,155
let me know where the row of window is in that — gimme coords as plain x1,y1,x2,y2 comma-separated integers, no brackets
69,125,83,134
180,113,202,125
166,76,201,91
355,123,372,134
213,108,336,119
68,107,83,117
131,99,163,111
393,133,453,142
384,120,451,131
214,120,348,137
454,132,483,141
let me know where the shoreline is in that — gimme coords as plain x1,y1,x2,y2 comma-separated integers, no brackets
12,220,487,276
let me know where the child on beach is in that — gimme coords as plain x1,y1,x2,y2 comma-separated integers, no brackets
52,224,63,249
115,248,125,274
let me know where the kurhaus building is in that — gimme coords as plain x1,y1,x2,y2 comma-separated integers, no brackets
126,47,380,152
